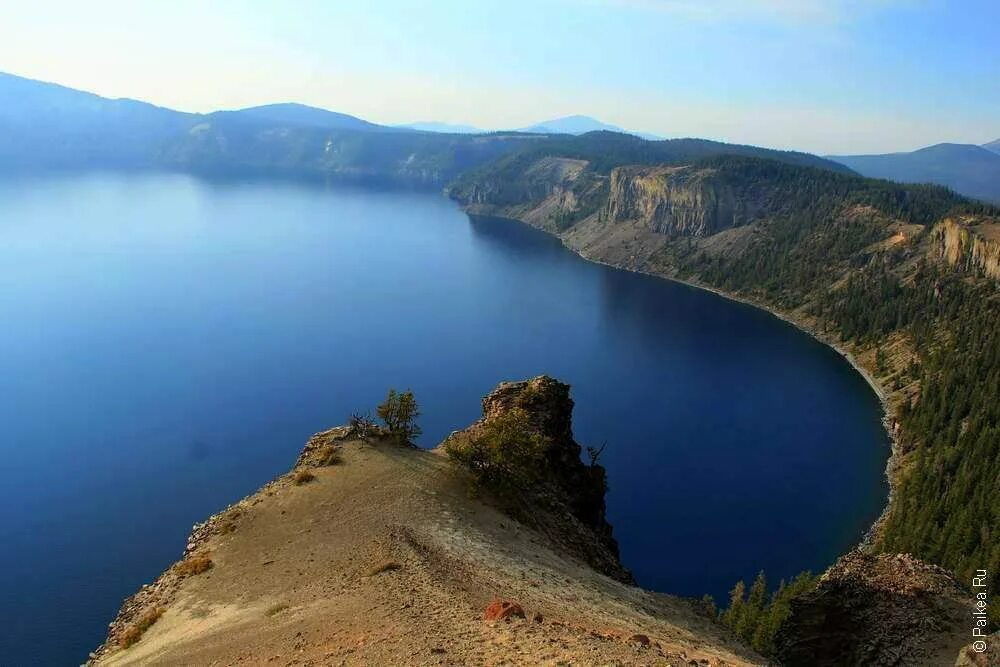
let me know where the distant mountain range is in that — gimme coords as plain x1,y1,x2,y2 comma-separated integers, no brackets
4,70,998,201
397,121,485,134
232,102,390,132
515,115,662,140
400,115,662,140
0,71,847,183
830,142,1000,203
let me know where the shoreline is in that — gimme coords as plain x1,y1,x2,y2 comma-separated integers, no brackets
473,210,900,551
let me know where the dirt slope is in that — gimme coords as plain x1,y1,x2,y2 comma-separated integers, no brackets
91,428,761,666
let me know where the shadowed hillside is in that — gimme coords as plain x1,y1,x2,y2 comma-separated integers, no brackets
831,143,1000,203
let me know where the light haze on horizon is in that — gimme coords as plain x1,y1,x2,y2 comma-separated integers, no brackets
1,0,997,155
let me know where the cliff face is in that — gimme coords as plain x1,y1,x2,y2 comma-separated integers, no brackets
462,157,588,206
605,165,755,236
452,159,763,238
929,216,1000,281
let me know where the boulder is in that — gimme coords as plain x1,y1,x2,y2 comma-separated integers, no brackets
484,600,525,622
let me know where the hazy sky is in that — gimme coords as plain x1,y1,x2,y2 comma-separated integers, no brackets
1,0,997,154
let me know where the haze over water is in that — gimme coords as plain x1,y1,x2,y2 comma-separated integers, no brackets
0,172,889,664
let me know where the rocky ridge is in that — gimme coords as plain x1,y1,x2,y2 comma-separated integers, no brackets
91,377,760,666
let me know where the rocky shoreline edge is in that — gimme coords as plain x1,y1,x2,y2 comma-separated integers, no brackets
472,211,902,551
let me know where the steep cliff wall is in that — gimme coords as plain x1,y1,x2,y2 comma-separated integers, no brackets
605,165,757,236
929,216,1000,281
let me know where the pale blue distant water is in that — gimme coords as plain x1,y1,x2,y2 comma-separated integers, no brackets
0,172,889,664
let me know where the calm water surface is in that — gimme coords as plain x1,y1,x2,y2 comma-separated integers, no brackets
0,172,889,664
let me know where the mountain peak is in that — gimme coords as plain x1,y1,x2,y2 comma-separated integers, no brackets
830,142,1000,203
233,102,386,132
516,115,661,140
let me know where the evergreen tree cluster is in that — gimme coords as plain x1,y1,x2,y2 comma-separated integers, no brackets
717,570,818,656
823,265,1000,597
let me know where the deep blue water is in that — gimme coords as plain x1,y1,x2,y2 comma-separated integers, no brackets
0,172,889,664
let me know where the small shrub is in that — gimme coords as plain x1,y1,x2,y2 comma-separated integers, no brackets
376,388,422,444
119,607,164,648
293,469,316,485
366,560,402,576
444,407,548,497
266,603,290,617
175,555,213,576
348,412,379,439
316,444,342,466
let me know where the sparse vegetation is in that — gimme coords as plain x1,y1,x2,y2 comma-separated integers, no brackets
265,603,290,617
175,555,213,576
349,411,379,439
316,444,343,466
293,469,316,485
366,560,402,576
444,407,548,497
376,388,422,444
119,606,165,648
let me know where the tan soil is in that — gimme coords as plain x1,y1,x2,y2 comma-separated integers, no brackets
93,435,761,666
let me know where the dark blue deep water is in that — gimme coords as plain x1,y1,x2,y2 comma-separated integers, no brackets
0,172,889,664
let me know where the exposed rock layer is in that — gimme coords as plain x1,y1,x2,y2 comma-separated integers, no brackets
774,550,973,667
930,216,1000,281
605,165,753,236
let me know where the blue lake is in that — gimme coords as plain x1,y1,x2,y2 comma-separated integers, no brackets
0,172,889,664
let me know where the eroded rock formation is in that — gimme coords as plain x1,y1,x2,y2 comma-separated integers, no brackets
446,375,630,583
774,550,973,666
605,165,755,236
929,216,1000,282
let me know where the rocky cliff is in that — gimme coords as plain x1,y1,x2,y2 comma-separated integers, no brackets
605,165,758,236
929,216,1000,281
447,376,628,582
